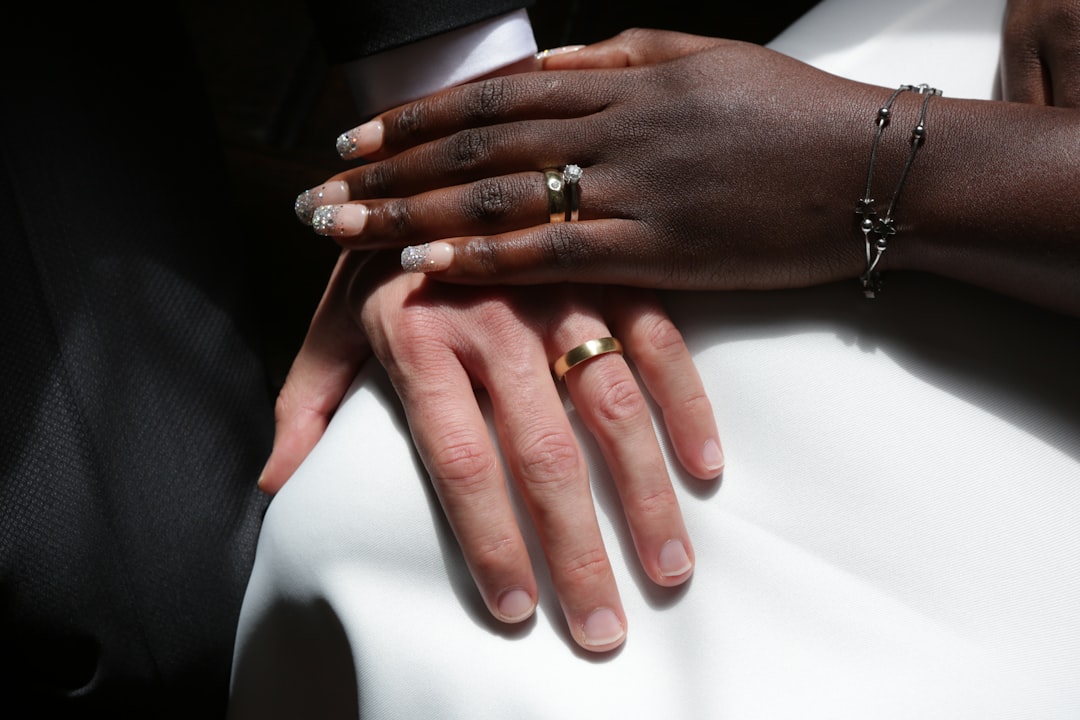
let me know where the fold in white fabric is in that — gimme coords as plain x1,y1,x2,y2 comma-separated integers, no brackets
229,1,1080,717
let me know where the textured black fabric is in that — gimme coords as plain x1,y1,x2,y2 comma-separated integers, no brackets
0,5,272,718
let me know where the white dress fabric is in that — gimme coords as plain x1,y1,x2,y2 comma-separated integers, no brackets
228,0,1080,717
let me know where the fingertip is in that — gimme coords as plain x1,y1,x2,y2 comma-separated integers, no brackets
579,607,627,652
495,587,537,624
401,241,454,273
702,437,725,478
535,44,587,68
336,119,384,160
257,454,284,495
657,539,694,584
294,180,350,225
311,204,369,238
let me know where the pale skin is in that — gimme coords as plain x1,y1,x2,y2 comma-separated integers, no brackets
263,1,1080,653
259,249,722,651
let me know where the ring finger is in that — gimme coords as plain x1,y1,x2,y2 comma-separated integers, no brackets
547,293,694,589
306,166,612,248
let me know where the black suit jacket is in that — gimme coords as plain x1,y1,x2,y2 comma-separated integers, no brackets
0,1,817,717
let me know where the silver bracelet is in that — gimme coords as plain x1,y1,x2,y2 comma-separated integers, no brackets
855,83,942,298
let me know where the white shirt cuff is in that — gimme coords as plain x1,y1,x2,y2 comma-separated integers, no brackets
342,9,538,118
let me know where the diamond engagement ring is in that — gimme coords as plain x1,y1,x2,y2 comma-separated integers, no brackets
562,164,582,222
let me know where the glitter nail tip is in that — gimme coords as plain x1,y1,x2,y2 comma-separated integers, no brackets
311,206,338,235
336,132,357,159
294,189,317,224
400,244,430,272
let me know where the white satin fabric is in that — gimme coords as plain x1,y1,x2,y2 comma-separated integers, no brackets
229,0,1080,717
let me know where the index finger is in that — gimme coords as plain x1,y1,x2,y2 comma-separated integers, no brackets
336,70,619,161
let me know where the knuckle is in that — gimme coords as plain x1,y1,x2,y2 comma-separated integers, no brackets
271,384,324,427
466,78,512,122
428,428,498,487
615,27,649,44
591,372,647,425
357,161,394,198
374,198,412,239
640,313,687,356
562,545,612,585
675,386,713,419
449,128,488,170
271,389,292,425
542,224,580,269
631,484,680,519
392,100,427,138
464,177,517,224
516,428,582,488
460,236,501,275
468,533,520,577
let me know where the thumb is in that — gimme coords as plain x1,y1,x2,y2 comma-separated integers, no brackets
539,29,725,70
258,250,373,494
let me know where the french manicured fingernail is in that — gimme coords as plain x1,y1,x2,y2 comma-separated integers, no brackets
401,242,453,272
311,204,368,237
582,608,625,649
703,438,725,474
658,539,692,578
536,44,586,59
336,119,384,159
496,588,535,623
294,180,349,224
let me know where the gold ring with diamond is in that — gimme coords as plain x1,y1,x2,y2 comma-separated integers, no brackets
544,168,566,223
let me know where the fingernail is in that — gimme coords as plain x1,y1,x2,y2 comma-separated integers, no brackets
256,454,273,493
294,180,349,224
658,539,692,578
582,608,625,649
536,44,586,59
496,588,535,623
336,119,384,159
703,438,725,474
311,204,368,237
401,242,453,272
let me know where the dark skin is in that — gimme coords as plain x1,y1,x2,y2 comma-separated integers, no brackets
321,28,1080,316
265,3,1080,654
1002,0,1080,106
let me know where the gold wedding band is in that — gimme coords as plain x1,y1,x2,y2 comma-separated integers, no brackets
544,169,566,223
552,337,624,381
